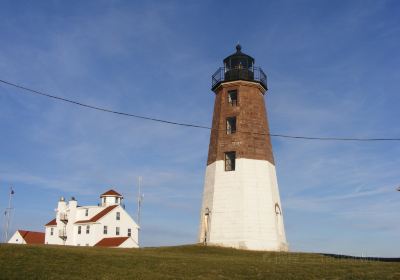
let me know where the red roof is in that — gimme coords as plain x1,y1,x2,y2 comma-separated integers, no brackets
45,218,57,226
95,237,129,247
75,205,118,224
100,189,122,197
18,230,45,244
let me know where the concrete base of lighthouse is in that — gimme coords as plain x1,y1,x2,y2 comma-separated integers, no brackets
198,159,288,251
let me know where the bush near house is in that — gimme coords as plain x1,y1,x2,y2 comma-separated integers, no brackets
0,244,399,279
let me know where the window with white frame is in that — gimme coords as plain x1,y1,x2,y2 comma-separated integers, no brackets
128,228,131,237
104,226,108,235
86,225,90,234
50,228,54,236
116,227,120,236
78,226,81,235
85,209,89,216
116,212,120,220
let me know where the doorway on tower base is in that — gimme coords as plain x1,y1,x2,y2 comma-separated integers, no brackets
275,203,284,238
202,208,211,245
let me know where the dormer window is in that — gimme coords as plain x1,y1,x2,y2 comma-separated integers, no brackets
103,197,106,204
228,90,238,106
115,197,118,204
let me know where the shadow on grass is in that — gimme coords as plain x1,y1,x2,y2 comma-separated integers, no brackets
322,253,400,263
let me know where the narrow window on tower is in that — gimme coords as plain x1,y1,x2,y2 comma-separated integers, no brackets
224,151,236,171
226,117,237,134
228,90,238,106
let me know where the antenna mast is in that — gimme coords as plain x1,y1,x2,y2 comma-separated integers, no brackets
137,176,144,228
3,186,14,243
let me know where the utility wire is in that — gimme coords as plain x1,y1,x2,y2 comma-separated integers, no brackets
1,78,399,142
0,79,210,130
266,134,400,141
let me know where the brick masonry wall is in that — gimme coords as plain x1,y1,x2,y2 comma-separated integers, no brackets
207,81,275,166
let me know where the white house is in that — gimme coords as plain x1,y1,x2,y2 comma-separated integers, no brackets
8,230,45,245
44,189,139,248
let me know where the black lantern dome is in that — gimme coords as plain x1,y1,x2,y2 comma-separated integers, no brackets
211,45,267,92
223,44,254,70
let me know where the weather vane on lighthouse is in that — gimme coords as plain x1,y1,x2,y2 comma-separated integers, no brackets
198,45,288,251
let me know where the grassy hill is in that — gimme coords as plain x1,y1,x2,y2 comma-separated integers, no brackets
0,244,399,279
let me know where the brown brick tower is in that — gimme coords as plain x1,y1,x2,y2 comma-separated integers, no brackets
199,45,288,251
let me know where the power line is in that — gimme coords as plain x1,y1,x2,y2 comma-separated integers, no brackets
267,134,400,141
1,78,399,142
0,79,210,130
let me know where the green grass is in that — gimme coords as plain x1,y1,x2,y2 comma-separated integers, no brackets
0,244,399,279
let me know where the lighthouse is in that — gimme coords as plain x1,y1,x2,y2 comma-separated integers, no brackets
198,45,288,251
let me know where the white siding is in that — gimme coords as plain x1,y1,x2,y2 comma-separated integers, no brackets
8,231,26,244
119,237,138,248
199,159,288,251
101,196,122,207
45,226,61,245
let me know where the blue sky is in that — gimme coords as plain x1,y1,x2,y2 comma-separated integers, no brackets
0,0,399,257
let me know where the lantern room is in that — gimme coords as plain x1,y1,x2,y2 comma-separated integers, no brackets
211,44,267,91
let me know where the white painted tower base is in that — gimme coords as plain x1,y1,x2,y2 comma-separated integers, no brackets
199,158,288,251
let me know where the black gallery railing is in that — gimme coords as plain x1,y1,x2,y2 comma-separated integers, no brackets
211,67,267,90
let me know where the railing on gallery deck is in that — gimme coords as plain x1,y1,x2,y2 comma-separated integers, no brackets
211,66,267,90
